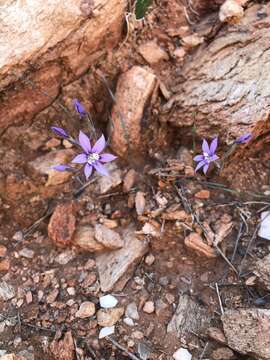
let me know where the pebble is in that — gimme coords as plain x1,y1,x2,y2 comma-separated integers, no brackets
123,169,137,192
19,248,34,259
99,294,118,309
173,348,192,360
138,41,169,65
131,331,144,340
195,190,210,199
159,276,169,286
165,293,175,304
75,301,96,318
46,289,59,304
143,301,155,314
97,308,124,327
145,253,155,266
99,326,115,339
258,211,270,240
25,291,33,304
0,259,10,271
0,245,7,257
135,191,146,216
123,317,135,327
184,232,217,258
125,302,140,320
0,281,15,301
67,287,76,296
55,250,75,265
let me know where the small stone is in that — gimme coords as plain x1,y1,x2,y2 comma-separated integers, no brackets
173,348,192,360
131,331,144,340
99,326,115,339
94,224,124,250
101,219,118,229
55,250,75,265
25,291,33,304
123,317,135,326
12,231,24,242
123,169,137,192
165,293,175,304
138,41,169,65
145,253,155,266
0,245,7,257
195,190,210,199
63,139,73,148
0,281,15,301
159,276,169,286
99,294,118,309
184,233,217,258
173,47,186,60
67,287,75,296
75,301,96,318
141,222,160,237
0,355,26,360
258,211,270,240
47,289,59,304
97,307,124,327
212,347,235,360
48,202,76,247
18,248,34,259
125,302,140,320
219,0,244,24
182,34,204,48
0,259,10,271
45,138,61,149
135,191,146,216
143,301,155,314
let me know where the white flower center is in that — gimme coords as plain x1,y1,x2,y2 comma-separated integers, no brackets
88,153,100,164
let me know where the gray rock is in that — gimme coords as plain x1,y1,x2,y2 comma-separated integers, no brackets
222,309,270,360
167,294,210,336
19,248,34,259
96,225,148,292
258,211,270,241
125,302,140,320
0,281,15,301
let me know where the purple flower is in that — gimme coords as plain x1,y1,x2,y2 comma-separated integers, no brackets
51,126,69,139
194,138,219,175
74,99,87,117
235,133,252,144
72,131,117,179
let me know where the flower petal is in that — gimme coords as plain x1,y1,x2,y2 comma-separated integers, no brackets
51,126,69,139
203,164,209,175
235,133,252,144
93,162,109,176
202,139,210,154
71,153,88,164
211,154,219,162
79,131,91,153
210,137,218,155
100,153,117,163
52,164,73,172
74,99,87,117
193,154,204,162
195,160,206,173
84,164,93,179
92,134,106,154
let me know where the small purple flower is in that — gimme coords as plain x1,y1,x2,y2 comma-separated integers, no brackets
74,99,87,117
72,131,117,179
51,126,69,139
235,133,252,145
194,138,219,175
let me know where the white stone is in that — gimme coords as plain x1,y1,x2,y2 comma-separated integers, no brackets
99,326,115,339
258,211,270,240
99,294,118,309
173,348,192,360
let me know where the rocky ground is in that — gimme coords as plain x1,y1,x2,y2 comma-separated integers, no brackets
1,1,270,360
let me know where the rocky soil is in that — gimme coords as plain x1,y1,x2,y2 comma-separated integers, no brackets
1,1,270,360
